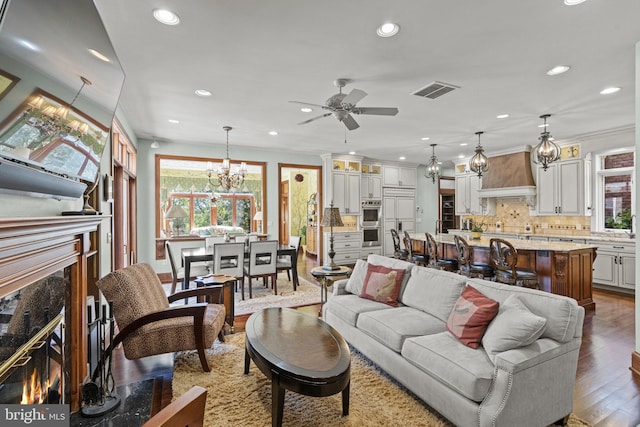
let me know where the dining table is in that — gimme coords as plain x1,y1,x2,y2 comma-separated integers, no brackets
181,244,299,292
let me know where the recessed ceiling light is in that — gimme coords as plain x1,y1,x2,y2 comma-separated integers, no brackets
600,87,620,95
546,65,571,76
564,0,587,5
168,119,180,124
194,89,212,97
301,107,313,113
460,143,468,146
348,151,356,155
420,137,430,141
153,9,180,25
268,131,278,136
377,22,400,38
496,114,509,119
458,154,465,159
89,48,110,62
399,156,406,160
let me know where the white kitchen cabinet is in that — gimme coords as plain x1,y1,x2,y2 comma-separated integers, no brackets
455,173,483,215
591,241,635,291
360,246,382,260
536,160,586,216
332,171,361,215
382,188,416,256
323,231,362,266
382,165,417,188
361,164,382,199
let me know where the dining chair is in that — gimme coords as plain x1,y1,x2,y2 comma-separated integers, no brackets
166,241,210,294
142,386,207,427
212,242,246,299
489,238,539,289
425,232,458,272
244,240,278,298
276,236,301,288
205,236,227,270
454,234,494,279
403,230,427,266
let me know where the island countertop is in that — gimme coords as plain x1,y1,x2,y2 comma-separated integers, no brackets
411,233,599,252
446,229,635,244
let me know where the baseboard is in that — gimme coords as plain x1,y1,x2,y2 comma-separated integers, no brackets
631,351,640,377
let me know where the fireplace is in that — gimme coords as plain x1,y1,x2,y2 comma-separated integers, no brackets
0,272,68,405
0,216,103,411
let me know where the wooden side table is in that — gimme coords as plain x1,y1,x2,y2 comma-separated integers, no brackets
310,266,352,316
194,275,236,332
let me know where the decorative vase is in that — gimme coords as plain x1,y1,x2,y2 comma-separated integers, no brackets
471,231,482,240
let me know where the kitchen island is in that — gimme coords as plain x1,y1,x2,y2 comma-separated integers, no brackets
409,233,597,310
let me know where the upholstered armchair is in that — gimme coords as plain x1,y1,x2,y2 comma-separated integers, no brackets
94,263,226,375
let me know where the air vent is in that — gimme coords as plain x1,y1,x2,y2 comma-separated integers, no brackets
412,81,460,99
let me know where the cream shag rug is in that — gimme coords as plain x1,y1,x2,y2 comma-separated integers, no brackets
172,333,590,427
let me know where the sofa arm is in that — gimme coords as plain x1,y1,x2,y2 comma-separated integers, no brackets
493,338,581,374
332,278,350,296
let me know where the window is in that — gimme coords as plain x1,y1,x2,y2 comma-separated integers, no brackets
596,151,634,232
156,155,266,237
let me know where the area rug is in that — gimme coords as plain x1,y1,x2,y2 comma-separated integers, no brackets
172,333,591,427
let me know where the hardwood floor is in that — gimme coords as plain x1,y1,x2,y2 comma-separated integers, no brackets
110,253,640,426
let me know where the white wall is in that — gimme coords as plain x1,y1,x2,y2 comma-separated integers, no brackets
635,41,639,355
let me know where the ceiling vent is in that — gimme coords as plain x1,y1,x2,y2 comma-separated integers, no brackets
412,81,460,99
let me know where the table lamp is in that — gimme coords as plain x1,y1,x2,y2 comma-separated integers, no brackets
253,211,263,233
320,202,343,270
164,204,188,236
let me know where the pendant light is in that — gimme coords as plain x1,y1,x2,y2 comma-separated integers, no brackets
424,143,440,183
469,131,488,178
531,114,561,171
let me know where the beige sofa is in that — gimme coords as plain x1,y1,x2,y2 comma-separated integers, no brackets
323,254,584,427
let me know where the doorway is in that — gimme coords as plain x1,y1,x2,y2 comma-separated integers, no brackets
278,164,322,261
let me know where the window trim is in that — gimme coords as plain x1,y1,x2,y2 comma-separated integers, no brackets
595,151,635,232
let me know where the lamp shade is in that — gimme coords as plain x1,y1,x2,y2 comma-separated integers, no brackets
320,207,344,227
164,204,188,219
253,211,263,221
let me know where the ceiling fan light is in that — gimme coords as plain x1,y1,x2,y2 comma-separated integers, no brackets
377,22,400,37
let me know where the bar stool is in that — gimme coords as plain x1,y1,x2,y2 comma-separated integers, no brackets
425,233,458,272
454,235,494,279
404,230,427,266
489,238,539,289
390,229,409,260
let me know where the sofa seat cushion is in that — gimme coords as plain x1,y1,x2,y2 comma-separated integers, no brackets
402,332,495,402
323,294,393,326
356,307,446,353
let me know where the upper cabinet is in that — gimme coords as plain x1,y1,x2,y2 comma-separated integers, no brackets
455,173,483,215
322,155,362,215
382,165,417,188
536,159,590,216
361,162,382,199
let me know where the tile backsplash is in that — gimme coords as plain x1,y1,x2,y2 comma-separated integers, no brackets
465,199,591,235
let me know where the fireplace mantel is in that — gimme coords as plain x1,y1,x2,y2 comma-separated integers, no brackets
0,216,106,411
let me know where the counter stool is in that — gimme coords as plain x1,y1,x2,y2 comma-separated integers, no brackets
489,238,539,289
454,235,494,279
390,229,409,260
404,230,427,266
425,233,458,272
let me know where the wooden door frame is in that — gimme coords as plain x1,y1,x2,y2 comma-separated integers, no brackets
278,163,323,256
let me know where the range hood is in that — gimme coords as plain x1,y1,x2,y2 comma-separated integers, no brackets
476,150,536,205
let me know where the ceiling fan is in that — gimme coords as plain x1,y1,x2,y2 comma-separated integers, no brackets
289,79,399,130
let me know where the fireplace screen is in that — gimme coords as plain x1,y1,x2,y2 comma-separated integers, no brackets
0,271,67,405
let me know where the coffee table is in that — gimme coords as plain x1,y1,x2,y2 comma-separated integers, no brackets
244,307,351,427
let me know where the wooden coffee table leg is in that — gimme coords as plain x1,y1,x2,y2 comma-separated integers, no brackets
342,379,350,416
271,370,285,427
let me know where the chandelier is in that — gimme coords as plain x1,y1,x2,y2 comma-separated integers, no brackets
469,131,488,178
531,114,561,171
24,76,92,138
206,126,247,192
424,143,440,183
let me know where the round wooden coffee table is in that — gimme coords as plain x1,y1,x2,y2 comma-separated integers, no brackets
244,307,351,427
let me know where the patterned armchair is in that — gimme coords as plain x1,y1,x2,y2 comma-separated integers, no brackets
95,263,226,374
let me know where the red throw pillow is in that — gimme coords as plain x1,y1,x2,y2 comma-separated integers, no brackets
446,285,499,349
359,264,405,307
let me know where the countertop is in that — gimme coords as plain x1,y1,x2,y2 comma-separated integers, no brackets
446,229,636,244
410,233,598,251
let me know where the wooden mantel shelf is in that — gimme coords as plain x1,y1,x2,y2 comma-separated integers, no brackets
0,215,107,411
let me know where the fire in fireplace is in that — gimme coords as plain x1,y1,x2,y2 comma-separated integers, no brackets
0,272,67,405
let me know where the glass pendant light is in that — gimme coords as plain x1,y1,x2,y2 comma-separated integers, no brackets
531,114,561,171
469,131,488,178
424,143,440,183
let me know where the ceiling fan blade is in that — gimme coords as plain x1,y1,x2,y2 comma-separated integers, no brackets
289,100,330,110
297,112,332,125
353,107,399,116
342,114,360,130
341,88,367,107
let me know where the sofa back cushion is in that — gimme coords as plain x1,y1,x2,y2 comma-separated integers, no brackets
467,278,581,342
399,266,467,322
